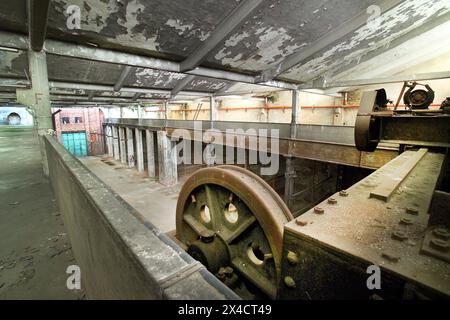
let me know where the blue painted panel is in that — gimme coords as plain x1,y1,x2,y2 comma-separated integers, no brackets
62,132,87,157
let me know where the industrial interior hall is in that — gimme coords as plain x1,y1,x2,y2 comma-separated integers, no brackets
0,0,449,301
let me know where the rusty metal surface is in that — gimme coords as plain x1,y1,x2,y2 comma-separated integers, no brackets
283,150,449,298
105,119,399,169
176,166,293,298
369,148,427,202
380,115,450,148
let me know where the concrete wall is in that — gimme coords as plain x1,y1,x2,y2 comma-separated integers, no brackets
0,106,34,126
100,91,352,126
44,135,238,300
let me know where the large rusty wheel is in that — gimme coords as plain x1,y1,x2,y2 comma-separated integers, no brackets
176,165,293,299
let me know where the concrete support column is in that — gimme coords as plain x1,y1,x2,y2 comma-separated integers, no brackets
135,128,144,172
146,130,156,178
118,127,127,164
106,125,113,157
16,51,52,175
157,131,177,186
112,126,120,161
126,127,135,167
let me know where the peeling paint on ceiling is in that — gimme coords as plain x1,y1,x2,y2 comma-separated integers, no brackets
1,0,449,95
46,0,241,59
206,0,374,72
185,76,230,92
126,68,185,88
281,0,450,82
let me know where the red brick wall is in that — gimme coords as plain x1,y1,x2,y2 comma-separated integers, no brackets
52,107,105,156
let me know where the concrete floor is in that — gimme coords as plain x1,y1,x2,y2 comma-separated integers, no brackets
80,156,183,233
0,126,83,299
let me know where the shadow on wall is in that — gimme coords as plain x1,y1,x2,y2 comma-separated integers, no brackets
0,106,34,126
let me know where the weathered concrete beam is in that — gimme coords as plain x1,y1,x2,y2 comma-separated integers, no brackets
132,92,143,101
27,0,51,51
0,78,30,88
114,65,134,92
180,0,264,72
87,90,95,101
0,30,298,91
48,81,211,97
170,75,196,98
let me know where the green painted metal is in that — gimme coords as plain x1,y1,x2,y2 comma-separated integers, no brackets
61,132,87,157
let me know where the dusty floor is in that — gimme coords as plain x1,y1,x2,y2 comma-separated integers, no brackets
0,126,83,299
80,156,184,233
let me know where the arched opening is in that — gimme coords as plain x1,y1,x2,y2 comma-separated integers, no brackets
7,112,21,125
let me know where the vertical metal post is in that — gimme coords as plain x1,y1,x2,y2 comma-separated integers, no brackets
210,96,217,128
284,89,300,210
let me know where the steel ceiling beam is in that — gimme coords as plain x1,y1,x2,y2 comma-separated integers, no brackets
179,0,263,72
170,75,196,98
114,65,134,92
256,0,406,83
27,0,51,51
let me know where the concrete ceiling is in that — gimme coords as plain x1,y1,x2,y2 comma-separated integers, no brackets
0,0,450,104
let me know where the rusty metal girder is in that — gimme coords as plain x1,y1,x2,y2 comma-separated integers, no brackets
280,150,449,299
104,120,398,169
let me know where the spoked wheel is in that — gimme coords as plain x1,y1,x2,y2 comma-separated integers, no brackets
176,165,293,299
